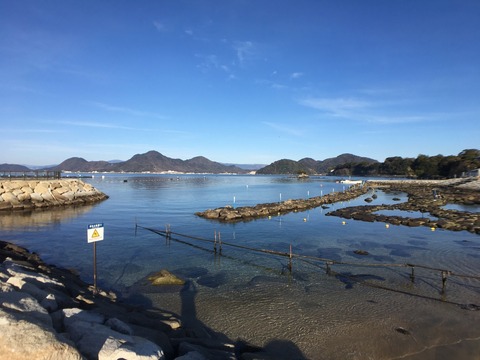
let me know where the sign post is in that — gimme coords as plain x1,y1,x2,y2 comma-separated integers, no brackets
87,223,104,295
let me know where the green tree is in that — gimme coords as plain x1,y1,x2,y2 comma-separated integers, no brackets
412,154,441,179
379,157,414,176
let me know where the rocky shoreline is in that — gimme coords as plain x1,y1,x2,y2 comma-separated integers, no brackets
196,177,480,234
328,178,480,234
0,240,278,360
0,179,108,211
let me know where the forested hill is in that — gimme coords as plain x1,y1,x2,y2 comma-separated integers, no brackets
45,151,248,174
256,153,378,175
255,149,480,179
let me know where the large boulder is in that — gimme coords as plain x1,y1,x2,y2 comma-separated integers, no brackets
0,308,83,360
98,335,165,360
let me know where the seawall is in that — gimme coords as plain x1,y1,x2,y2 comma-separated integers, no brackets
0,179,108,211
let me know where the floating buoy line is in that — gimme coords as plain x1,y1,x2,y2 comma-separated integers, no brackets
135,223,480,311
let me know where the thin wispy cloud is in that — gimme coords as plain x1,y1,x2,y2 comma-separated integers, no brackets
195,53,235,79
299,97,371,117
262,121,305,137
59,120,139,130
290,72,304,79
3,127,65,134
57,120,193,135
255,79,287,90
91,102,166,119
153,21,167,32
298,96,434,125
233,41,254,66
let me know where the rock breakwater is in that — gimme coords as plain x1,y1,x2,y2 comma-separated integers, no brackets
0,179,108,211
195,184,369,222
327,178,480,234
0,240,280,360
196,177,480,234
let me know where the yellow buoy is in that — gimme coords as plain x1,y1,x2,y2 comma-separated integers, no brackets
303,218,307,222
431,227,436,231
385,224,390,228
342,221,346,225
268,216,271,220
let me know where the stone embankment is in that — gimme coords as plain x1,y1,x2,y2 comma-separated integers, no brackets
0,241,274,360
195,184,369,222
327,178,480,234
196,177,480,234
0,179,108,211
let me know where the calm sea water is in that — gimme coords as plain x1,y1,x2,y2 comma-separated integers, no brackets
1,174,480,359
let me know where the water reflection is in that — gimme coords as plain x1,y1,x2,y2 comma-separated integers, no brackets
442,203,480,213
0,205,96,230
374,209,438,220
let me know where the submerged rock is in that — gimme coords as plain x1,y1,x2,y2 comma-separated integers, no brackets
353,250,369,256
148,270,185,286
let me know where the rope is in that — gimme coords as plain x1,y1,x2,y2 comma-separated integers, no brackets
137,224,480,309
137,225,480,281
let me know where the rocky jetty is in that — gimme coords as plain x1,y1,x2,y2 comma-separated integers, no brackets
327,178,480,234
196,184,369,222
196,177,480,234
0,240,275,360
0,179,108,211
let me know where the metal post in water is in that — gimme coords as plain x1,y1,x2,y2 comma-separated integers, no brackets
93,242,97,295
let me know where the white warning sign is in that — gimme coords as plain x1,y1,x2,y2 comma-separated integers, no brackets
87,223,104,243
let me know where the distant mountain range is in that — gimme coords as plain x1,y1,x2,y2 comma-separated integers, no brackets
0,150,378,175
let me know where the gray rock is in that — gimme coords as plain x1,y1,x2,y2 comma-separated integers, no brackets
0,308,82,360
3,260,64,287
174,351,207,360
98,335,165,360
0,291,52,327
62,307,105,328
7,276,58,311
105,317,134,335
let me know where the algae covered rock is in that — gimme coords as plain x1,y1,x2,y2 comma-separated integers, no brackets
148,270,185,286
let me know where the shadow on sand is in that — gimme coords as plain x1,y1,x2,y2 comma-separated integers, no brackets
123,278,308,359
178,279,308,359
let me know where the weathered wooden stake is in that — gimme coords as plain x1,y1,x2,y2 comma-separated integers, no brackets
442,271,448,293
288,244,293,273
410,266,415,283
326,261,332,275
165,224,171,242
219,232,222,255
214,231,217,253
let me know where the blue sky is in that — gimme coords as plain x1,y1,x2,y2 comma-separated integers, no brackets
1,1,479,166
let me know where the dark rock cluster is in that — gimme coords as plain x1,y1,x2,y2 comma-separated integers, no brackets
327,180,480,234
195,184,369,222
196,178,480,234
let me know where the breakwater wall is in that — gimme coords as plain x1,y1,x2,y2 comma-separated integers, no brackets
0,240,275,359
0,179,108,211
196,184,369,222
